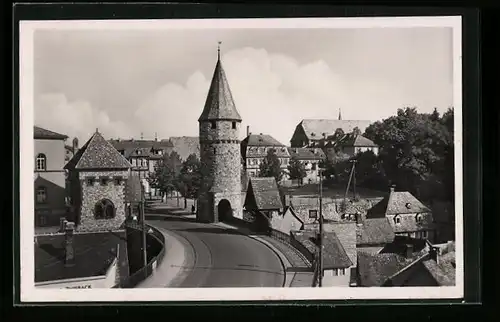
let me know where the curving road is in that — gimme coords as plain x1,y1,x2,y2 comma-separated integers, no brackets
148,215,285,288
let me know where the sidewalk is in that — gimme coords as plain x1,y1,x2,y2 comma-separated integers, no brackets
136,227,187,288
216,222,314,287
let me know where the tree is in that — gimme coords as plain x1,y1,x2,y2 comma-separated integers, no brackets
363,107,454,202
333,128,345,140
148,151,183,200
287,156,307,184
259,148,283,183
177,154,202,209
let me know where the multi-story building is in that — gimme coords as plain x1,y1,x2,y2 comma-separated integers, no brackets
323,133,379,157
34,126,68,227
287,147,326,184
241,130,291,179
290,118,372,148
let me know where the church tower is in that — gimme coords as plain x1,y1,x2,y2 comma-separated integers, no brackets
197,43,243,223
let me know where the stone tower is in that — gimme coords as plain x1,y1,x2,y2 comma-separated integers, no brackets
197,44,243,223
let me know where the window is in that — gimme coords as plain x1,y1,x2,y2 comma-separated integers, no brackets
94,199,116,219
232,122,236,129
100,178,109,186
422,231,428,238
214,147,216,154
39,215,47,226
36,186,47,204
211,121,216,129
87,178,95,186
309,210,318,219
395,216,401,224
312,163,317,170
405,203,412,209
36,153,46,171
416,214,423,223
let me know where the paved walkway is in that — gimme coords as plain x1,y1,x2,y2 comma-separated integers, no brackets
216,222,314,287
136,226,187,288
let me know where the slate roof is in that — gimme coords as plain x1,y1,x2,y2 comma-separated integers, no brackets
198,58,242,121
366,189,431,218
34,126,68,140
242,134,289,158
357,251,414,286
35,230,126,283
325,222,357,266
292,230,353,269
299,119,372,141
247,177,283,210
339,134,378,147
287,147,326,160
109,139,173,159
65,131,132,170
422,252,455,286
169,136,200,161
356,218,395,246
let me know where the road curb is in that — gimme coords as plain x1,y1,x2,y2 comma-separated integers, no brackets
214,222,288,288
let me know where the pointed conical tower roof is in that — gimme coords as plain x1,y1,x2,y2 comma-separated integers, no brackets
198,44,242,122
64,129,132,170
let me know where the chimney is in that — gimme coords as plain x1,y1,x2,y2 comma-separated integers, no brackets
64,221,76,267
155,132,158,142
430,246,440,264
246,126,250,137
72,137,79,153
405,243,414,258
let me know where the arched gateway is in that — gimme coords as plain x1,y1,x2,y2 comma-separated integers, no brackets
218,199,233,222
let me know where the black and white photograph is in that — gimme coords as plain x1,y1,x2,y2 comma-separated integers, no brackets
19,16,463,302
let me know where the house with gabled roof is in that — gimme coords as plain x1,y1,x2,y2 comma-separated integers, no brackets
244,177,283,230
287,147,326,184
335,133,379,156
357,240,455,287
292,230,353,286
241,131,290,179
290,119,372,148
34,126,69,227
366,186,436,243
65,129,132,232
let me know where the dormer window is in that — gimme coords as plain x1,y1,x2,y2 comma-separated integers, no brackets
211,121,216,129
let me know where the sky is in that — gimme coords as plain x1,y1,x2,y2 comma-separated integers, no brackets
33,26,454,145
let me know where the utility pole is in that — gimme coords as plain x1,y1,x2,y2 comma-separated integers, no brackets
141,183,147,277
318,168,324,287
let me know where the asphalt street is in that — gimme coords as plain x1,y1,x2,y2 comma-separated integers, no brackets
147,215,286,288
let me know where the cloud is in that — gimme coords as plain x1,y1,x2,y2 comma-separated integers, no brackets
35,46,452,145
35,93,130,142
133,47,352,145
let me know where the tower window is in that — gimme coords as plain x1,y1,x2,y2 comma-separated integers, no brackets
214,147,216,154
211,121,216,129
100,178,109,186
232,122,236,129
94,199,116,219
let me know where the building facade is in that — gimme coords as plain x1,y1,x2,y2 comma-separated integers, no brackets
241,132,290,179
290,119,372,148
287,147,326,184
366,186,436,243
65,130,133,232
34,126,69,227
197,49,243,223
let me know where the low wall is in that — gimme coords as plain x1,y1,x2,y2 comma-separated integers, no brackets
116,223,166,288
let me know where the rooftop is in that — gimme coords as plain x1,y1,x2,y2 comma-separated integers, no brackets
34,126,68,140
298,119,372,141
356,218,395,246
246,177,283,210
367,189,431,218
35,230,127,283
198,56,242,122
65,131,132,170
287,147,326,160
357,251,414,287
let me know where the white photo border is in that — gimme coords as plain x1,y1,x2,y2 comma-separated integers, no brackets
19,16,463,302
